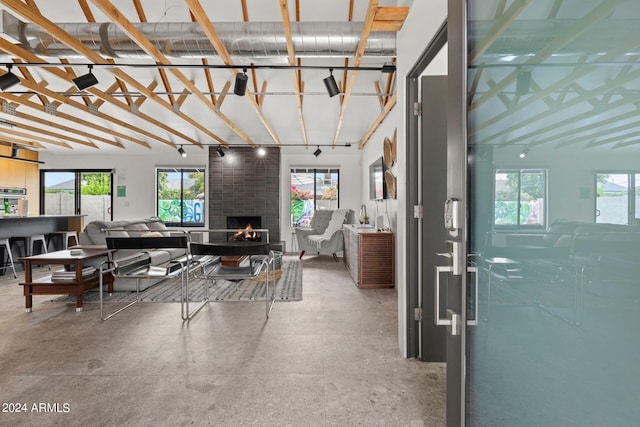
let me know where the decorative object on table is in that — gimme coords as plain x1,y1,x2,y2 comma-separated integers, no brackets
385,170,397,199
359,204,368,224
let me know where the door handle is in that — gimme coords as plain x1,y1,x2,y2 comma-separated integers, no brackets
467,266,478,326
435,265,478,332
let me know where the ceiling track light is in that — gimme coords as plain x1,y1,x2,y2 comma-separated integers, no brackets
323,68,340,97
72,64,99,90
256,146,266,157
313,146,322,157
519,147,530,158
0,65,20,91
234,67,248,96
10,144,19,158
216,145,225,157
177,145,187,157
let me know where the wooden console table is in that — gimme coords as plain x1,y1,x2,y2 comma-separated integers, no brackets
343,224,394,288
19,248,114,312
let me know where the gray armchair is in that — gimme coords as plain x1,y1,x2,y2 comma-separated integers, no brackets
295,209,354,261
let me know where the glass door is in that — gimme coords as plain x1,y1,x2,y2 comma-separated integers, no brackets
42,171,76,215
41,170,113,223
451,0,640,425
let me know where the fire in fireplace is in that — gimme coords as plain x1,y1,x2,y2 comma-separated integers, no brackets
227,216,262,242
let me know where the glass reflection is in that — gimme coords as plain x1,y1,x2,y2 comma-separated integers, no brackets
466,1,640,425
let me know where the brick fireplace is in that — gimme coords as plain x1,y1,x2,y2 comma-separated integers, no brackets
208,146,280,245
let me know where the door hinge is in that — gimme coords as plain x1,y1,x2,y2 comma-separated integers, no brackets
413,205,423,219
414,307,423,322
413,102,422,116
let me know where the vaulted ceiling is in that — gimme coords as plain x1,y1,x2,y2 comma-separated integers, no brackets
0,0,408,156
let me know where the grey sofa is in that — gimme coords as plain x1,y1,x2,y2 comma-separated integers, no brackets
79,217,187,291
295,209,354,261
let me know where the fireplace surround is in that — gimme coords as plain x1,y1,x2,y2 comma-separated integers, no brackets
208,146,281,245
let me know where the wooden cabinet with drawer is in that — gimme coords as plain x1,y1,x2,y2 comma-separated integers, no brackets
343,224,394,288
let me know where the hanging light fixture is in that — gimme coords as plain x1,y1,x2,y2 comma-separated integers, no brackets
257,146,266,157
72,64,99,90
519,147,529,158
0,65,20,91
216,145,225,157
313,146,322,157
233,67,248,96
323,68,340,97
177,145,187,157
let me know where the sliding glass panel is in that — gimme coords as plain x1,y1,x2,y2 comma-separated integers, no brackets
315,168,339,211
157,168,204,227
80,172,112,223
596,173,629,224
42,171,76,215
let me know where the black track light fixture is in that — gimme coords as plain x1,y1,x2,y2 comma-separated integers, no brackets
0,65,20,91
216,145,225,157
313,146,322,157
10,144,19,158
323,68,340,97
234,67,248,96
177,145,187,157
519,147,529,159
72,64,99,90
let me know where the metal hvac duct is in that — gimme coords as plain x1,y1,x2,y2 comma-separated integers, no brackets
0,10,396,60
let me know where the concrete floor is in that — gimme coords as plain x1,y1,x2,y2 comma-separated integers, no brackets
0,255,445,426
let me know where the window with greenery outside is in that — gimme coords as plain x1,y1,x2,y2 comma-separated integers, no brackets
494,169,545,227
291,168,339,226
157,168,205,226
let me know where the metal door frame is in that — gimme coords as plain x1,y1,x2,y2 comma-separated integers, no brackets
405,20,447,359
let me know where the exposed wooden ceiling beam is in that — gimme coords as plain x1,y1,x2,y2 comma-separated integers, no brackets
0,48,154,148
371,6,409,31
332,0,379,146
89,0,249,147
280,0,308,147
0,105,98,148
358,91,397,149
0,75,147,149
186,0,281,146
0,129,72,148
0,0,206,148
0,126,69,149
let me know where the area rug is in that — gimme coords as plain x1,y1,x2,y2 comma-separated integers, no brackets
50,260,302,304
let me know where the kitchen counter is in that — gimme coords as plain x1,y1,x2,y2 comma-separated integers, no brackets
0,215,85,240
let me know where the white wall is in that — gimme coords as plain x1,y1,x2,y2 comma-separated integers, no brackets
494,146,640,225
366,0,448,357
40,147,361,250
40,148,209,222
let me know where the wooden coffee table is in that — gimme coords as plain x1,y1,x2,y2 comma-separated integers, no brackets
221,255,249,267
19,248,114,312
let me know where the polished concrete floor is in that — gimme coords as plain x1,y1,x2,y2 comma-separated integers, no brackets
0,254,445,426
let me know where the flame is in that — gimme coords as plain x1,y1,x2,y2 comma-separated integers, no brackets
233,224,258,241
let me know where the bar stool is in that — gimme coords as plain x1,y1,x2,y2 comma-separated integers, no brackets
11,234,49,269
47,231,79,251
0,238,17,278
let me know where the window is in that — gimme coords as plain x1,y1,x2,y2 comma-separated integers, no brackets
156,167,205,227
494,169,546,228
595,172,639,225
290,168,339,226
40,170,113,223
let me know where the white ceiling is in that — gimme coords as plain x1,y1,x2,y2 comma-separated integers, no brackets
0,0,406,156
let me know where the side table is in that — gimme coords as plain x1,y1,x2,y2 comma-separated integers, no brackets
19,248,114,312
